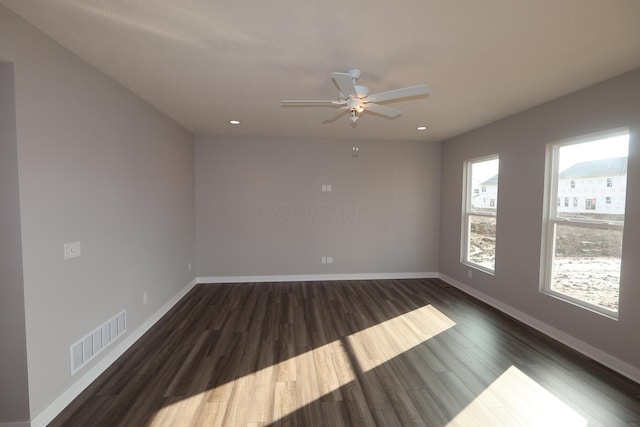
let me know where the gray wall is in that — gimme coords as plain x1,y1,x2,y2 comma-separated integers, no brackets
439,68,640,371
195,135,441,277
0,61,30,424
0,5,195,419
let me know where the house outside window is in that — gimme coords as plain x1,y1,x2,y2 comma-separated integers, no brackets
542,129,629,317
462,156,499,273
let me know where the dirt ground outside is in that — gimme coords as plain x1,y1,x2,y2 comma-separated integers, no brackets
551,257,620,311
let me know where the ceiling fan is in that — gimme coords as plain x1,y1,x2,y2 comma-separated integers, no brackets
282,68,429,123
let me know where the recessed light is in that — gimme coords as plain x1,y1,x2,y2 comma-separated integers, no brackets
417,126,428,131
229,120,240,125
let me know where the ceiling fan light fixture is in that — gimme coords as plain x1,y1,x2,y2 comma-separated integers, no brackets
229,120,240,125
281,69,429,124
417,126,428,131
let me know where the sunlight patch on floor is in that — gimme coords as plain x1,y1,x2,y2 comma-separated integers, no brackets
150,304,454,425
348,304,457,372
446,365,588,427
149,339,354,425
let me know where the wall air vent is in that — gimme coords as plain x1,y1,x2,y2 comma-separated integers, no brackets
70,310,126,375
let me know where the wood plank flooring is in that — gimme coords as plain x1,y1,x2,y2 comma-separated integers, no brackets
51,279,640,426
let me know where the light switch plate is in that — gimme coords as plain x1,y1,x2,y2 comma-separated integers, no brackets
64,241,81,260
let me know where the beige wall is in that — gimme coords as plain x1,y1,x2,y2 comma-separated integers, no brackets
439,68,640,374
0,5,195,420
0,61,30,425
195,135,441,277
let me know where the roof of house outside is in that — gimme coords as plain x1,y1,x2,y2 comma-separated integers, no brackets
480,174,499,186
559,157,627,179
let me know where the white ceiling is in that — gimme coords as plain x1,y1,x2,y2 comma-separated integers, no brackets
3,0,640,142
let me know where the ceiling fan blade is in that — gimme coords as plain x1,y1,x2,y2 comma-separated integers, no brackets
323,107,348,122
366,84,429,103
364,103,402,118
332,72,358,97
281,100,344,104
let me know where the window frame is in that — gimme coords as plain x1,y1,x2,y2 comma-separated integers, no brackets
461,154,499,275
541,128,628,319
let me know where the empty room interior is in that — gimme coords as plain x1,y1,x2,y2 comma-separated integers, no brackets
2,1,640,426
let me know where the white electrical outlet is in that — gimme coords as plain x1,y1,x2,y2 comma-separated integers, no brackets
468,270,473,279
327,184,332,192
188,262,192,271
322,257,327,264
327,257,334,264
64,241,81,260
143,292,148,305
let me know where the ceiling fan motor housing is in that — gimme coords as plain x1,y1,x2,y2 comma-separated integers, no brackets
355,85,369,98
347,68,362,80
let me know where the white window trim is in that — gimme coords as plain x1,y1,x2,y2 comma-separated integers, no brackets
461,154,499,275
540,128,628,319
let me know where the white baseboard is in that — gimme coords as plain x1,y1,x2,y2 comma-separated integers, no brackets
438,273,640,384
197,272,437,284
30,278,198,427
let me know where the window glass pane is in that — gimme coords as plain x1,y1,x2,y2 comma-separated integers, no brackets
551,223,623,312
467,214,496,271
464,156,499,272
470,159,499,211
556,135,628,221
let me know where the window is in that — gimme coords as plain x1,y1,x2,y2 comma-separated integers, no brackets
570,180,576,189
473,189,480,195
607,178,613,187
542,129,628,317
573,197,578,207
564,197,569,207
585,198,596,210
463,156,499,273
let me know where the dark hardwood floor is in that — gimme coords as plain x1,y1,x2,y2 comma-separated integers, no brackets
51,278,640,426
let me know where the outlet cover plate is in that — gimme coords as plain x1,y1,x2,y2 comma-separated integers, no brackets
64,241,81,260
